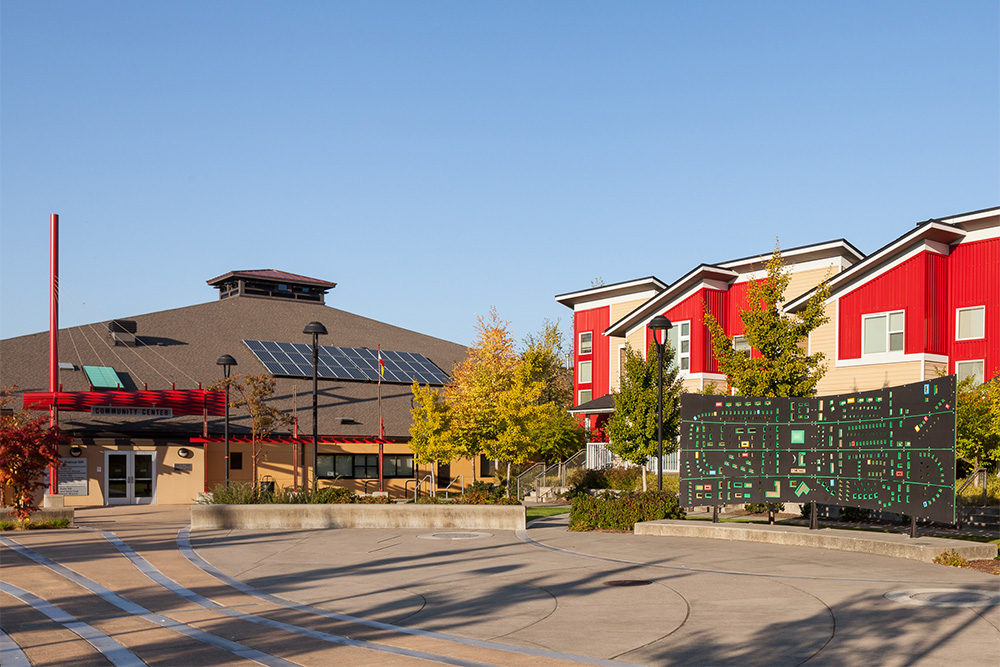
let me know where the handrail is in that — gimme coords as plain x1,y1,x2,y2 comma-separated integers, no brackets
363,479,376,495
957,467,988,506
442,475,465,499
410,474,433,502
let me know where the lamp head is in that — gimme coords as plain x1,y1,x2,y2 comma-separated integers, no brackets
648,315,672,344
303,321,328,336
216,354,237,367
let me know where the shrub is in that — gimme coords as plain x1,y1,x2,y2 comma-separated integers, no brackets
309,486,354,504
838,505,871,521
0,518,70,531
569,491,685,531
744,502,785,514
455,488,521,505
933,550,970,568
957,473,1000,506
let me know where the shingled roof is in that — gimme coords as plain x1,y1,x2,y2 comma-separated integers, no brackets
0,296,466,441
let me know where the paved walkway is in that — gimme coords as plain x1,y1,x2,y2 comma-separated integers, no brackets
1,505,997,666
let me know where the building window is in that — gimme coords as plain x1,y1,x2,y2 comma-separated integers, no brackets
667,321,691,371
479,454,494,477
578,390,592,405
317,453,414,479
579,331,593,355
733,335,751,358
229,452,243,470
862,311,904,355
956,306,985,341
578,360,592,384
956,360,985,385
618,345,627,385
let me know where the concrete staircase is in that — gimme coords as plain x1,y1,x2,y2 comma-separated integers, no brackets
959,505,999,530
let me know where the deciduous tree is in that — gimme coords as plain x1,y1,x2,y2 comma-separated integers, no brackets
209,374,293,486
955,374,1000,470
0,388,70,519
705,245,830,398
605,341,683,491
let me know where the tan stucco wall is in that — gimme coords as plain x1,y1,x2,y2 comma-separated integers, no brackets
56,440,206,507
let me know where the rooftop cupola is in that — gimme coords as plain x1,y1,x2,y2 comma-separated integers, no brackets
206,270,336,304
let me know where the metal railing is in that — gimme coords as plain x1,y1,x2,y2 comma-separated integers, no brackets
405,474,433,502
441,475,465,499
585,442,680,474
957,467,989,506
515,462,546,499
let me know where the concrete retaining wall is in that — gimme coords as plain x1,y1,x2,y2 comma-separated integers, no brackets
191,503,526,531
635,519,998,563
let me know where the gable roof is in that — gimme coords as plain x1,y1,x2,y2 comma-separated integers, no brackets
604,264,739,338
555,276,667,309
784,208,1000,313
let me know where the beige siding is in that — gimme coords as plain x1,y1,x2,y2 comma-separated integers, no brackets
608,299,647,391
784,266,837,306
820,360,926,395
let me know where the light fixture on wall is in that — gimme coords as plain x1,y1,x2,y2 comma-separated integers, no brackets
69,446,83,457
178,448,193,459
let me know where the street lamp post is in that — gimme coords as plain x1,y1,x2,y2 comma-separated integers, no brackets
302,321,327,492
648,316,672,492
215,355,237,485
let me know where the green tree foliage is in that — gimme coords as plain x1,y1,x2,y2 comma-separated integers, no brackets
605,341,683,485
705,246,830,397
409,312,584,491
209,374,293,485
0,387,71,519
955,374,1000,469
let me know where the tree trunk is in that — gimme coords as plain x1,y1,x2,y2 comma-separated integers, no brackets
641,464,648,492
506,461,511,498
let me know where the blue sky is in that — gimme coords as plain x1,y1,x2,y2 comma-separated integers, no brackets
2,2,997,349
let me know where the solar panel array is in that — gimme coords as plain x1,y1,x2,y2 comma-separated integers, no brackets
243,340,451,385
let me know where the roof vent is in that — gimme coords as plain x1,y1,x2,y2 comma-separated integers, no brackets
109,320,137,347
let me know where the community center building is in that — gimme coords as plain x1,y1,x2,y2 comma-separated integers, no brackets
1,269,476,506
558,206,999,440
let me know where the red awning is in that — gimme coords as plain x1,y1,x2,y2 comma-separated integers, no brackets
190,436,391,444
22,390,226,417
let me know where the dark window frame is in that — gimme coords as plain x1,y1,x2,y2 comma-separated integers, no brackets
317,453,415,479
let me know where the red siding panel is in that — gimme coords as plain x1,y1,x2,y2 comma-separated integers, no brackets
838,253,929,359
925,253,949,356
574,306,610,404
948,238,1000,379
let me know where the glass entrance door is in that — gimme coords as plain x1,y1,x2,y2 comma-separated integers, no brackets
105,451,156,505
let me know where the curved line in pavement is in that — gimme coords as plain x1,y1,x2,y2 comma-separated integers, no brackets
0,623,36,667
0,581,146,667
178,527,647,667
513,524,981,585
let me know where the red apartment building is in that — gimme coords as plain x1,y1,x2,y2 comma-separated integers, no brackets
557,206,999,440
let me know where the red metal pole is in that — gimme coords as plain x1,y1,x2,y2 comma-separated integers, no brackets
49,213,60,494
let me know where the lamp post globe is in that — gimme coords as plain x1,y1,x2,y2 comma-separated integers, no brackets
215,355,237,485
647,316,672,491
302,322,327,492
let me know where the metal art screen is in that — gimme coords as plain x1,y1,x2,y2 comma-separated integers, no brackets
679,376,956,523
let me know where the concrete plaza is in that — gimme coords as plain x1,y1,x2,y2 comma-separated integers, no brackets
1,505,997,666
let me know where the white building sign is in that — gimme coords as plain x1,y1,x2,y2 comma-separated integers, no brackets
91,406,173,418
58,458,88,496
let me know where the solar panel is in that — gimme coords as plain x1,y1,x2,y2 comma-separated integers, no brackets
242,340,451,385
83,365,123,389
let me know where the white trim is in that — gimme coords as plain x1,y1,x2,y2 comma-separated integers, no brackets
955,305,986,341
955,359,986,384
616,343,626,389
942,207,1000,225
621,281,724,338
733,256,853,283
577,360,592,384
787,224,966,312
958,225,1000,242
577,389,593,405
578,331,594,355
861,310,905,357
685,372,727,382
571,289,662,312
835,352,948,368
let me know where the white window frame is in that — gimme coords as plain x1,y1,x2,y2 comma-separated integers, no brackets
955,306,985,341
733,335,751,358
579,331,593,355
617,343,627,387
578,389,592,406
667,320,691,373
956,359,985,385
578,360,592,384
861,310,905,358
